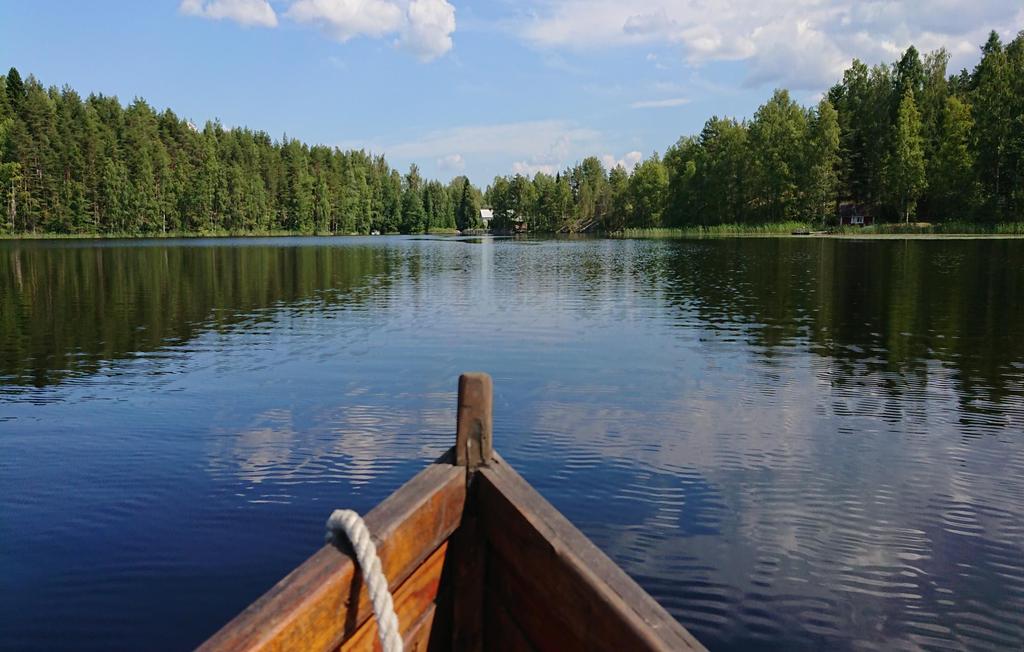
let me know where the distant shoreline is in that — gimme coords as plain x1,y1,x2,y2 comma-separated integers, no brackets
616,222,1024,239
0,229,460,241
4,223,1024,241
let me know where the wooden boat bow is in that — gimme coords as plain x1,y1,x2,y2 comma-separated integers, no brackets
198,373,706,651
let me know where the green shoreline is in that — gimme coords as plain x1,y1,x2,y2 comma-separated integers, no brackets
4,223,1024,241
617,222,1024,238
0,228,460,241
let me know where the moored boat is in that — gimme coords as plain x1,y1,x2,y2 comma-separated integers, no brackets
199,373,705,651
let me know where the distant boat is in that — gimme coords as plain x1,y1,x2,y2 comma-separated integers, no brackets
199,373,704,652
371,230,381,236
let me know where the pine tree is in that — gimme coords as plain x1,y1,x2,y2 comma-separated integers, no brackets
312,173,331,233
381,169,403,233
455,177,479,231
971,31,1012,218
0,117,21,233
5,68,25,111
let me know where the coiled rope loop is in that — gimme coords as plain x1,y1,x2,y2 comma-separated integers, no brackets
326,509,403,652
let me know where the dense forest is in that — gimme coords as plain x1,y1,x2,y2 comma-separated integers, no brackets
0,68,485,235
485,30,1024,232
1,29,1023,236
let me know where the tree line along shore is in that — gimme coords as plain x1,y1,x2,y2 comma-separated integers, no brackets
1,30,1023,238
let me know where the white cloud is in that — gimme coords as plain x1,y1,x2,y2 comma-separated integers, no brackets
182,0,456,60
630,97,689,109
179,0,277,27
517,0,1024,90
286,0,403,41
376,120,600,161
286,0,455,60
352,120,604,180
436,153,465,172
401,0,457,61
510,133,577,176
511,161,559,176
601,150,643,172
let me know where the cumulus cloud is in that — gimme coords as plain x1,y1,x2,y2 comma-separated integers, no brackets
436,153,465,172
517,0,1024,90
601,151,643,172
623,8,677,38
511,161,560,176
630,97,689,109
286,0,403,40
182,0,456,60
179,0,278,27
286,0,455,60
401,0,457,61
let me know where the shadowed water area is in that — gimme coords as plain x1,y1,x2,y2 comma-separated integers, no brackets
1,235,1023,650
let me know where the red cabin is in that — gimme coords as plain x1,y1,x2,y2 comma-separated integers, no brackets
838,202,873,226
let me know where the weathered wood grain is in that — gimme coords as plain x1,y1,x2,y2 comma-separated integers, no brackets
478,455,706,652
340,541,449,651
398,602,437,652
198,458,465,652
455,372,493,469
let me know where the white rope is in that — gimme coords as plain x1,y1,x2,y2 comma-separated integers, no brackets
326,509,403,652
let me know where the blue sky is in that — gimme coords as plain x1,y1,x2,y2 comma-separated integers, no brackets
2,1,1022,183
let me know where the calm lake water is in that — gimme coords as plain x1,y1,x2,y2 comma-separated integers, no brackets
2,235,1023,650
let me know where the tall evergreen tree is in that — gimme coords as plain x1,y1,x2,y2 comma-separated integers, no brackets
972,31,1013,219
455,177,480,231
400,164,426,233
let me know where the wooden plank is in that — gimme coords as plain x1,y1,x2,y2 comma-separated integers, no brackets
483,582,536,652
449,499,484,651
485,554,572,652
199,459,466,652
340,541,449,651
478,455,706,652
455,372,493,469
399,602,437,652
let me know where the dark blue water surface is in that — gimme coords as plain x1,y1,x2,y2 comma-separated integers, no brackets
2,235,1023,650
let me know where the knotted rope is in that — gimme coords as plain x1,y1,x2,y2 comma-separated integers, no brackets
326,509,403,652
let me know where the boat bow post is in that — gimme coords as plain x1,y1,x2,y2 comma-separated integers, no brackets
455,372,494,473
